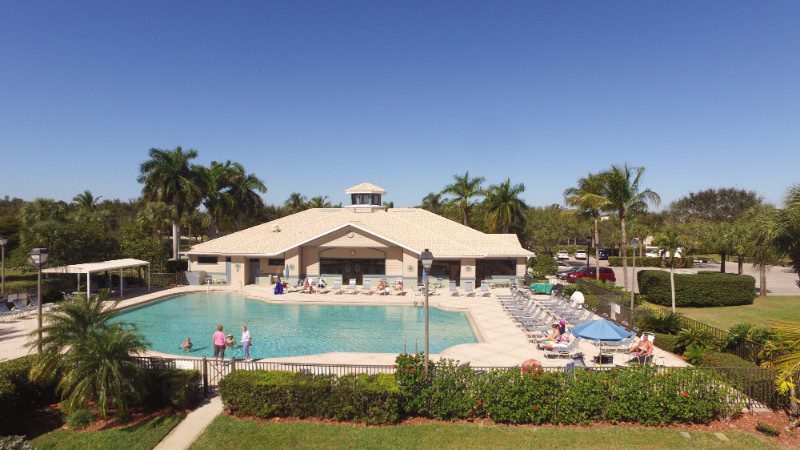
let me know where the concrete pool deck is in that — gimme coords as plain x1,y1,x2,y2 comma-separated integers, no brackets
1,284,686,368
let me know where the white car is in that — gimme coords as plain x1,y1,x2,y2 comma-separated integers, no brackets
574,250,588,260
557,250,569,260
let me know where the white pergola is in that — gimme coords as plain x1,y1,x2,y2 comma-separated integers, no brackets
43,258,151,298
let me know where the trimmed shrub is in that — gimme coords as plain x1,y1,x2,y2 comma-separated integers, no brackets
219,370,402,424
638,270,755,307
652,333,681,354
165,259,188,273
0,356,57,436
609,257,692,268
756,421,781,436
142,369,202,410
66,409,95,429
528,255,558,278
635,311,682,334
395,356,741,425
699,351,758,368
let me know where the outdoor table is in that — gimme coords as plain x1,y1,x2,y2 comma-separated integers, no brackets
529,282,553,295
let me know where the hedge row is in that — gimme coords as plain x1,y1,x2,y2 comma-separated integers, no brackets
142,369,202,410
638,270,755,307
608,256,692,268
0,356,58,435
218,356,743,426
219,371,402,424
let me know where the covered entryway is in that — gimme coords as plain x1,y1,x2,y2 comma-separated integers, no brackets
320,258,385,286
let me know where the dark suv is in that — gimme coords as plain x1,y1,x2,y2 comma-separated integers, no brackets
567,267,616,283
598,249,609,260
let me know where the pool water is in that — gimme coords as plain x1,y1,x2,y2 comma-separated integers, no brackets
112,293,478,359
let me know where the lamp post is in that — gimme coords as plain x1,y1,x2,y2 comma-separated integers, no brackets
29,248,49,353
629,238,639,308
0,237,7,294
420,248,434,374
585,235,593,273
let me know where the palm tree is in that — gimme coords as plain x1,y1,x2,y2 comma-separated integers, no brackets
72,190,102,209
653,227,685,312
597,164,661,290
20,198,67,224
137,202,176,242
776,184,800,286
226,162,267,230
441,171,486,227
199,161,234,238
564,173,608,279
627,221,651,259
307,195,333,208
183,210,209,243
284,193,308,214
382,200,395,208
137,147,204,259
745,206,785,297
420,192,445,215
484,178,526,233
765,322,800,426
29,293,147,417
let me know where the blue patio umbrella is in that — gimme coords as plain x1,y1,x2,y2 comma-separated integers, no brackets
571,319,632,342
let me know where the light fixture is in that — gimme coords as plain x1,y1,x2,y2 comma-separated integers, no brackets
420,248,434,271
629,238,639,250
29,247,49,268
419,248,434,375
29,247,50,353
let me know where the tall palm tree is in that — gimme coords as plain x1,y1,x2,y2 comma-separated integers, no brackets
137,201,176,242
199,161,234,238
420,192,445,215
564,173,608,279
284,193,308,214
776,184,800,285
72,190,102,209
307,195,333,208
29,293,147,417
627,221,651,259
137,147,204,259
441,171,486,227
745,206,785,297
227,162,267,230
484,178,526,233
653,227,685,312
596,164,661,290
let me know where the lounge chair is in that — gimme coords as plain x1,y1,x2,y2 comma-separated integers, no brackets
464,283,475,297
332,280,344,294
480,281,491,297
362,281,374,295
545,337,583,359
0,302,21,319
347,280,358,295
393,278,407,296
449,281,460,297
13,299,36,314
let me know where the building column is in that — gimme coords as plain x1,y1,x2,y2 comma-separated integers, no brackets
402,250,419,289
460,258,477,291
285,248,301,285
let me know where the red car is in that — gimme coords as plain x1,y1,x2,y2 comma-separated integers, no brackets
567,267,616,283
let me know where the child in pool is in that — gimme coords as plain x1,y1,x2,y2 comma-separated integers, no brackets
226,334,237,347
179,337,193,353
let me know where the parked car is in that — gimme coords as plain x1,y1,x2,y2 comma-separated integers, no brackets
598,249,608,260
556,267,580,280
556,250,569,260
566,267,616,283
574,250,588,260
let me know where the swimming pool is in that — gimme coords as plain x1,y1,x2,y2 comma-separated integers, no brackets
112,292,478,359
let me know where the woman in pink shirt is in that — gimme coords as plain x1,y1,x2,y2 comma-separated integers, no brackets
213,324,226,359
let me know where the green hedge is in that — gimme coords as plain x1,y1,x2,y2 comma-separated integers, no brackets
142,369,202,410
638,270,755,307
219,370,402,425
395,354,740,425
0,356,57,436
608,257,692,268
652,333,681,354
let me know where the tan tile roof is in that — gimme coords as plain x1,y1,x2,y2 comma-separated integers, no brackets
344,182,387,194
186,208,533,258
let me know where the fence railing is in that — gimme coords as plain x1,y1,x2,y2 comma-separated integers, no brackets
131,355,792,411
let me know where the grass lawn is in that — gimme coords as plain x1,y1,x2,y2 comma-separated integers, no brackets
2,268,38,292
189,416,777,450
31,413,184,450
667,295,800,329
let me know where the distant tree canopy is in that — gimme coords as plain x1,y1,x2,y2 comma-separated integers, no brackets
669,188,761,223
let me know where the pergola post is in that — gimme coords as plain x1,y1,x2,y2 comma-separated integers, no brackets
77,273,80,291
120,268,124,298
147,263,151,292
87,272,91,297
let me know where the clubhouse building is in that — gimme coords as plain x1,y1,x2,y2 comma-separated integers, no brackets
185,183,533,289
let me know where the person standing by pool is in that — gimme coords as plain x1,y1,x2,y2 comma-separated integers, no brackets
241,325,252,361
213,324,226,359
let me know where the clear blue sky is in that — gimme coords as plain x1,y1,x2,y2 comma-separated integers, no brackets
2,1,799,208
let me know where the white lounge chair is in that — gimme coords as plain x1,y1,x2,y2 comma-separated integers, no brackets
480,281,491,297
449,281,460,297
347,280,358,295
362,280,374,295
332,280,344,294
464,283,475,297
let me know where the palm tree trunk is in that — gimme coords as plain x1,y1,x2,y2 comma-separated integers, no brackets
720,252,727,273
236,213,244,231
171,222,180,260
594,217,600,281
737,256,744,275
759,267,767,297
670,265,676,313
620,214,628,290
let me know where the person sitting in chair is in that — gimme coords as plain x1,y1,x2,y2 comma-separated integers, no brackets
627,335,654,358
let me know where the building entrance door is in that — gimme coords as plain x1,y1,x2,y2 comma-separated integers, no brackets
342,261,363,286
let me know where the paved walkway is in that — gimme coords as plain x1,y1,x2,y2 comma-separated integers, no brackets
154,393,223,450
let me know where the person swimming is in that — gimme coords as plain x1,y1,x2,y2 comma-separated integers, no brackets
226,333,237,347
179,337,193,353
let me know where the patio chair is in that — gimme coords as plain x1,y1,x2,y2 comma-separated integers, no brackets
545,337,583,359
362,280,375,295
480,281,491,297
449,281,460,297
347,280,358,295
464,283,475,297
0,302,22,319
332,280,344,294
600,336,636,353
12,299,36,314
